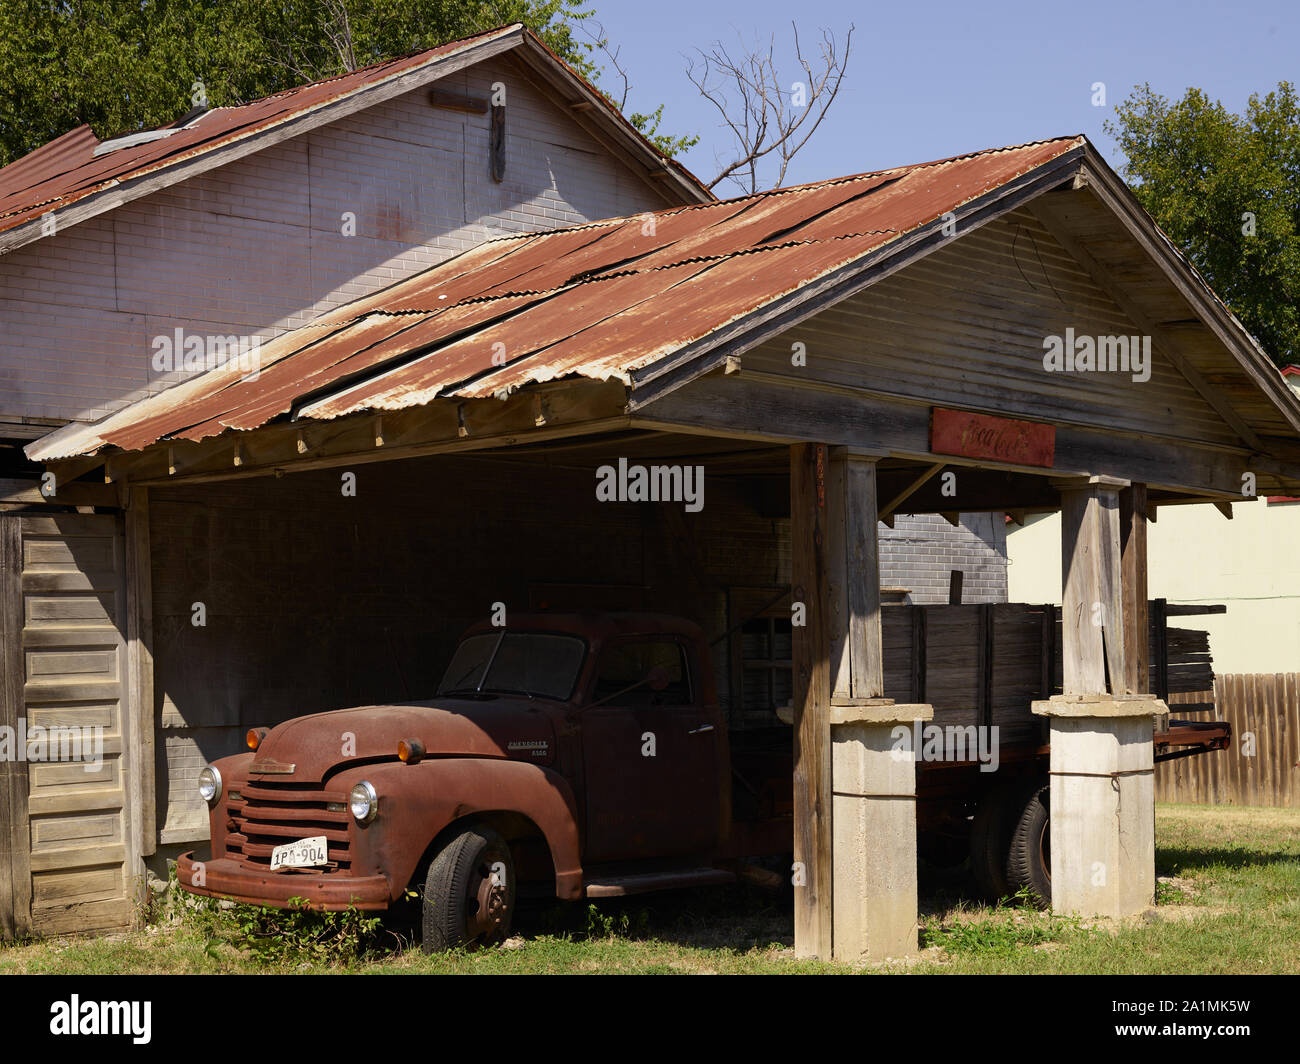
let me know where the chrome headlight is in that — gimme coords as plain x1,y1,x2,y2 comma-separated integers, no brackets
349,781,378,824
198,765,222,804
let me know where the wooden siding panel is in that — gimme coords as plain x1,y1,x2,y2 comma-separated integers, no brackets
17,515,135,936
742,208,1240,450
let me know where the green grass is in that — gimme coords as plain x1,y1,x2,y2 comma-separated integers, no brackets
2,803,1297,975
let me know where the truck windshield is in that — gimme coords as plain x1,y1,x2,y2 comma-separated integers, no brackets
437,632,586,700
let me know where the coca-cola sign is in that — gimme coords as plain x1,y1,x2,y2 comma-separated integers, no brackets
930,408,1056,468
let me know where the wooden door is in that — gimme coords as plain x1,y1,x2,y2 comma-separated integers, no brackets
0,513,137,938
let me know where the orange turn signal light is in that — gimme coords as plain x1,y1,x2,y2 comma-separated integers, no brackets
246,727,269,751
397,738,425,764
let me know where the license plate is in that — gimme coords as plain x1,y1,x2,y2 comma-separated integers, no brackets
270,835,329,870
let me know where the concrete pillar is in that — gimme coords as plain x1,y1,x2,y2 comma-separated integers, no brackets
831,701,933,962
1032,696,1166,918
1038,475,1163,919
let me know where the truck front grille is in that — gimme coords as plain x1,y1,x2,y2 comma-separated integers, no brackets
226,782,353,871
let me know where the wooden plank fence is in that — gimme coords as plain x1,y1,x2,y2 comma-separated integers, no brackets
1156,673,1300,807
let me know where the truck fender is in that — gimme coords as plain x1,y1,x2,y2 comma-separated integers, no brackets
336,758,583,901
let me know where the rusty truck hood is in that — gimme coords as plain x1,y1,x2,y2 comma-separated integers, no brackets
247,698,560,783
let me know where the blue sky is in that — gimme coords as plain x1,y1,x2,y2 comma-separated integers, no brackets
591,0,1298,192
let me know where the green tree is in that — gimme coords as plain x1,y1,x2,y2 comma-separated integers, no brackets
0,1,693,166
1106,83,1300,367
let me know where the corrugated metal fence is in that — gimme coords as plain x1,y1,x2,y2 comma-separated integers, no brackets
1157,673,1300,807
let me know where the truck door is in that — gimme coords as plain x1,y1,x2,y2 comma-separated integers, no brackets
580,637,720,863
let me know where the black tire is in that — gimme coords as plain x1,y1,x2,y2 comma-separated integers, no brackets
421,826,516,953
968,784,1018,901
1006,782,1051,908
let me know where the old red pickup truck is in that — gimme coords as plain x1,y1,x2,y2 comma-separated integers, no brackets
178,613,791,951
178,608,1227,950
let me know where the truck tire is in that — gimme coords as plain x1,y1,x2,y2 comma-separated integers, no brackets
1006,782,1051,908
968,784,1017,902
421,826,516,953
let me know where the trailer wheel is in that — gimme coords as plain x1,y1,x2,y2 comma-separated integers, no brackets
968,784,1018,901
1006,783,1051,908
421,826,516,953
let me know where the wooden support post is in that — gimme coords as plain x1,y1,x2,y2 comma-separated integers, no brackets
789,443,833,958
0,518,32,939
125,488,156,857
1119,484,1149,695
1054,476,1128,695
826,449,884,702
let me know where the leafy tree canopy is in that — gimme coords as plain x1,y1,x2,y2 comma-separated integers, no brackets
0,0,693,166
1106,82,1300,367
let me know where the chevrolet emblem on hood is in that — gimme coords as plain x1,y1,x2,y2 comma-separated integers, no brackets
248,757,296,774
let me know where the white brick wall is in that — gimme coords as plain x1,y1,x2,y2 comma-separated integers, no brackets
0,57,677,425
880,512,1008,603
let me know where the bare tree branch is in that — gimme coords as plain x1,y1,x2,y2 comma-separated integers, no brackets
687,21,854,194
578,19,629,111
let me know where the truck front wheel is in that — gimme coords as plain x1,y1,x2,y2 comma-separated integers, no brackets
421,826,516,953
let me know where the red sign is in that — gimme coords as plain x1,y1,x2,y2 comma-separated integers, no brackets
930,408,1056,468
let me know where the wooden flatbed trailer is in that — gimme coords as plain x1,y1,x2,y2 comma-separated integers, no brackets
738,597,1230,905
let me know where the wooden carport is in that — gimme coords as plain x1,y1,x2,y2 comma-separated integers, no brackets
24,135,1300,957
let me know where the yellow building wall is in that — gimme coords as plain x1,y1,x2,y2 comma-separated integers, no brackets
1006,499,1300,674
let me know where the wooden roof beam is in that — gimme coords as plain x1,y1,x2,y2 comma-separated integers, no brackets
96,379,630,487
879,462,946,524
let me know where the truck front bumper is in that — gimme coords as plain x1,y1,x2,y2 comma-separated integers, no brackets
176,852,392,911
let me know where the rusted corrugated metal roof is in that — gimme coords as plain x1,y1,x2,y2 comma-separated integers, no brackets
28,137,1086,461
0,25,516,235
0,23,707,242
